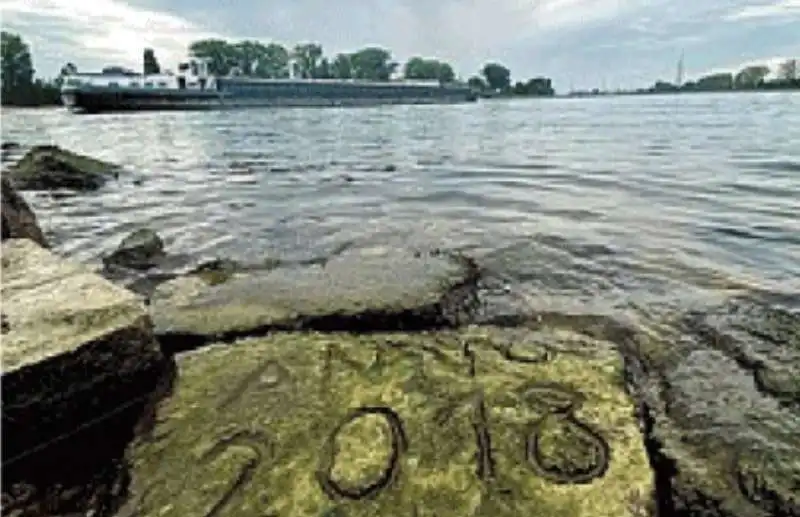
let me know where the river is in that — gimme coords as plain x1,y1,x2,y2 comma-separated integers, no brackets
2,92,799,323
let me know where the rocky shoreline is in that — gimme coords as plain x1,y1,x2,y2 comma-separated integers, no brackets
1,145,798,517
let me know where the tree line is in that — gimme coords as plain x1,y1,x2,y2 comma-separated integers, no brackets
185,39,553,96
1,31,555,107
647,60,798,93
569,60,799,97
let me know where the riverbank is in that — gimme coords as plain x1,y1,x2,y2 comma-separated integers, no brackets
2,144,798,517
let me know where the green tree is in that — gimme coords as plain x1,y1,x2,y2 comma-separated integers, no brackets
467,75,486,91
734,65,770,89
403,57,455,83
481,62,511,91
1,31,35,104
189,39,238,75
349,47,397,81
316,57,333,79
695,72,733,91
233,40,267,74
255,43,290,78
143,48,161,75
292,42,324,78
778,59,797,80
331,53,353,79
514,77,555,96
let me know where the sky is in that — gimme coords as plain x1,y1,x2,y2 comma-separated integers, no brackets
1,0,798,91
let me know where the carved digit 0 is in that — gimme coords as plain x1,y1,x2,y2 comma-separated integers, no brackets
317,406,408,501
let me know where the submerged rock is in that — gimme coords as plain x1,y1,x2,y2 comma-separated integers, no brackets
103,228,167,271
1,176,48,247
1,239,170,517
120,326,653,517
99,228,276,301
6,145,121,191
149,247,481,346
621,297,800,517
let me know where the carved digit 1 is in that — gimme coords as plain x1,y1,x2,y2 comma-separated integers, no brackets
471,390,496,482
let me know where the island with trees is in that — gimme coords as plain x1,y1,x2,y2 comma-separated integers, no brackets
0,30,554,108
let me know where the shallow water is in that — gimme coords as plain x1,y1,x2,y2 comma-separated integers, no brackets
2,92,799,322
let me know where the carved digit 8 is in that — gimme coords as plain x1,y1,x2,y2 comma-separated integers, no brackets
520,382,610,485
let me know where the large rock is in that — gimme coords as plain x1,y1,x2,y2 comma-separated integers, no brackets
1,239,170,516
622,297,800,517
5,144,121,191
119,325,653,517
1,176,48,247
149,247,481,345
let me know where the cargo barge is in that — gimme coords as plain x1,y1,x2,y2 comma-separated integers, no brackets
60,57,478,113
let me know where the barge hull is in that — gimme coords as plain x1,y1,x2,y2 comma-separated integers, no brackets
62,90,477,114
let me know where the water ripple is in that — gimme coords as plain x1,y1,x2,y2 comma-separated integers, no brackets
2,92,799,315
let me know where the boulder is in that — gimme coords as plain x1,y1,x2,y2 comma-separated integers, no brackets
149,247,481,346
5,144,121,191
103,228,167,270
1,176,48,247
1,239,170,517
622,297,800,517
119,325,653,517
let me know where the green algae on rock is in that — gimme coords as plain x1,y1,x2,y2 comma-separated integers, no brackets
120,327,653,517
6,144,121,191
1,238,169,516
622,297,800,517
149,247,481,343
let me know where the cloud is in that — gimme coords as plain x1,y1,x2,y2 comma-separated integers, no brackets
725,0,800,20
0,0,798,89
0,0,226,74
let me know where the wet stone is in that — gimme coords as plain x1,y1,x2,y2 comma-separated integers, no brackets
621,297,800,517
149,247,481,344
1,239,168,517
5,145,121,191
119,327,652,517
1,177,48,247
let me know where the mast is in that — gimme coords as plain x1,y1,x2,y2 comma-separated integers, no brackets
676,50,685,86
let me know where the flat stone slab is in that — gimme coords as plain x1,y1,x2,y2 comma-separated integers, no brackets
150,247,480,343
1,239,167,515
120,326,652,517
623,297,800,517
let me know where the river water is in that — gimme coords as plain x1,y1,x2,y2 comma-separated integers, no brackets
2,92,799,322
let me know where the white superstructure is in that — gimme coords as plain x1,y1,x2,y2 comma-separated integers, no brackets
61,57,217,91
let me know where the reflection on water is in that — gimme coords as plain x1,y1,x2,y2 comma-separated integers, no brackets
2,93,799,321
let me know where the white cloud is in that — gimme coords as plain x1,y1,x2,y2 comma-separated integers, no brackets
0,0,227,72
725,0,800,20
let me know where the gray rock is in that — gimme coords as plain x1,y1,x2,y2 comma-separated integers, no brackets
620,297,800,517
5,145,121,191
1,177,48,247
102,228,166,271
150,246,480,346
1,239,170,517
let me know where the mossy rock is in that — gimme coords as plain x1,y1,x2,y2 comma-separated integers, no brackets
149,247,481,343
120,326,653,517
6,145,121,191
